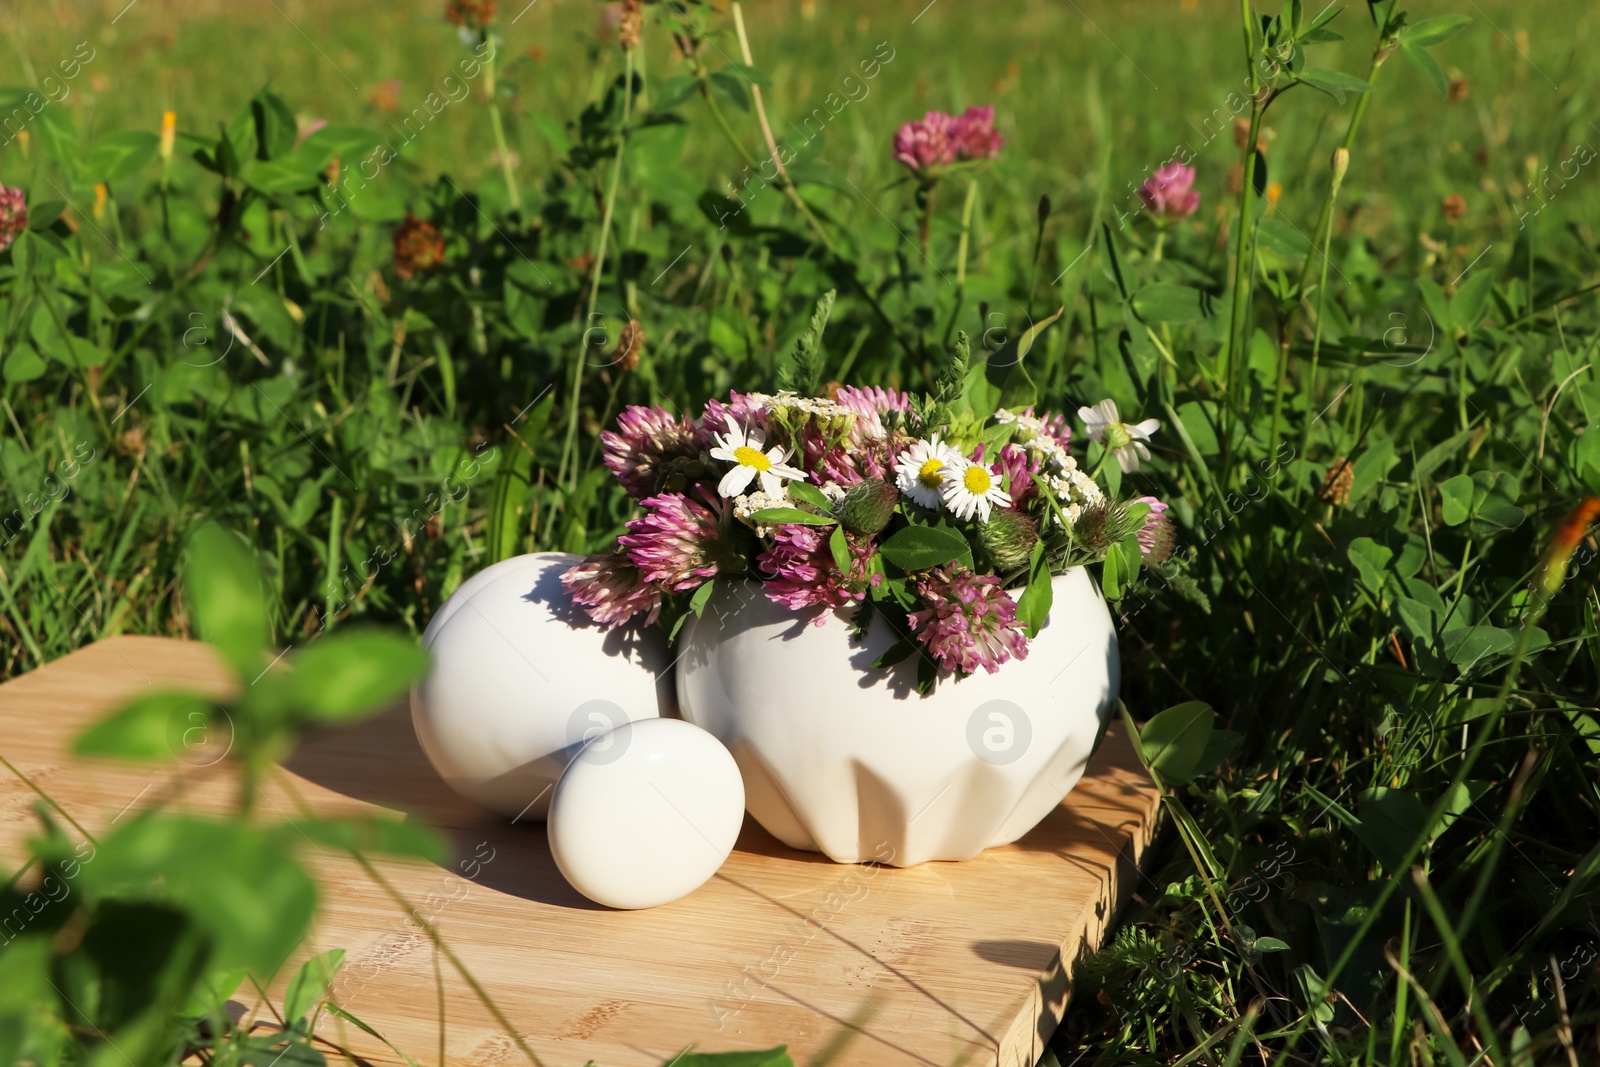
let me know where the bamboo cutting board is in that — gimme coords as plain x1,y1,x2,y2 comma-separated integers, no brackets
0,636,1161,1067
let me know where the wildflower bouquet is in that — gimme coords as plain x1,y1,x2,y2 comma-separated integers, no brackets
563,341,1173,690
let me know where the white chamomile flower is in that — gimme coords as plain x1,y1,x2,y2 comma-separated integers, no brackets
894,435,962,510
941,457,1012,523
1078,398,1160,473
710,415,808,498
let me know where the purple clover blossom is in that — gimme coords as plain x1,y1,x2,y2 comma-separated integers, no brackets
617,491,724,591
1138,161,1200,221
758,524,876,619
561,552,664,628
950,105,1003,160
989,443,1042,503
600,404,702,500
894,105,1004,177
1134,496,1176,562
0,185,27,253
908,566,1030,675
698,391,770,449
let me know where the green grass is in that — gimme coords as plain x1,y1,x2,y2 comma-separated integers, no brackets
2,0,1600,1064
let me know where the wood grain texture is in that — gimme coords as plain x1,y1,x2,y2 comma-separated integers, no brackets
0,636,1162,1067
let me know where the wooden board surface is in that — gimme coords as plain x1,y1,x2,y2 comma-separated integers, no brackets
0,636,1162,1067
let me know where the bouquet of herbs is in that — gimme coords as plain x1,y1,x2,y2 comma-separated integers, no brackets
563,336,1175,688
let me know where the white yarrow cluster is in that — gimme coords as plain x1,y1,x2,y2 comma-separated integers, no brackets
994,408,1051,442
766,391,851,421
1041,455,1104,527
732,488,788,536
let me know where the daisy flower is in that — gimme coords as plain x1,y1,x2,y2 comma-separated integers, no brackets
709,415,808,499
1078,398,1160,473
894,435,962,510
941,457,1011,523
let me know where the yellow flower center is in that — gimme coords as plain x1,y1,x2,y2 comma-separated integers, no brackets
918,457,946,488
963,466,993,494
733,445,772,471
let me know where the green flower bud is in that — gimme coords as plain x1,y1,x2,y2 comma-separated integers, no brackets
839,477,899,535
979,508,1039,570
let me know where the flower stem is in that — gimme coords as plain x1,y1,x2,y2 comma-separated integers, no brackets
956,178,977,287
557,48,634,493
1222,99,1263,450
1292,49,1385,312
482,33,523,215
1296,174,1341,492
919,180,938,261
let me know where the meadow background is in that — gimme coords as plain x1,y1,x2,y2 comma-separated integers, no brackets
2,0,1599,1064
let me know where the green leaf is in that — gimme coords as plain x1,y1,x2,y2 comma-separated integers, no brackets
1015,542,1053,639
668,1048,792,1067
280,816,447,864
827,525,851,573
872,639,916,669
689,579,717,618
487,433,534,563
185,525,270,680
1176,401,1221,456
1394,597,1437,648
1100,535,1125,599
75,690,218,762
1138,701,1215,783
1403,14,1472,47
1254,218,1312,260
1348,439,1396,502
1131,283,1217,323
777,289,834,395
1413,428,1472,484
288,630,430,724
290,124,384,170
879,524,973,572
25,200,65,232
1298,68,1374,103
749,507,837,527
787,481,833,512
1399,38,1449,96
81,817,317,976
1,343,47,384
1439,474,1474,525
322,1005,416,1066
86,131,160,184
1354,788,1428,871
1441,626,1515,670
1254,936,1291,953
33,106,81,181
183,966,249,1017
1192,728,1242,779
250,86,300,161
1346,537,1393,597
708,70,751,112
718,63,773,89
284,949,345,1023
1450,269,1495,329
